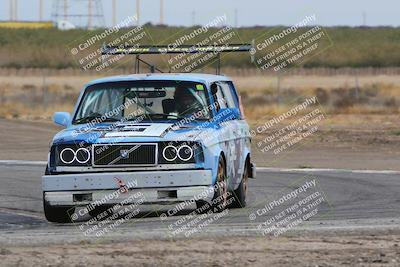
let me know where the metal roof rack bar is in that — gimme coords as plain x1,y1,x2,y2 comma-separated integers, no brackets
101,43,253,74
102,44,252,55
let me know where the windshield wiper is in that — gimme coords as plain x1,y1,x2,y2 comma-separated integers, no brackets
144,113,183,120
73,114,119,125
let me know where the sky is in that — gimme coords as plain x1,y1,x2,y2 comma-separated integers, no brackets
1,0,400,27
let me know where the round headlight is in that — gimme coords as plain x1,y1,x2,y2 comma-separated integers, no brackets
60,148,75,164
76,148,90,164
178,145,193,161
163,145,178,161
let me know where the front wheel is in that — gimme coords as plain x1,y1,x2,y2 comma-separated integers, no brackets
213,157,228,211
195,156,228,213
88,206,112,218
43,200,74,223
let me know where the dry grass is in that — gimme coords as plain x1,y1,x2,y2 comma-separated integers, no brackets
1,71,400,122
0,102,73,120
232,75,400,93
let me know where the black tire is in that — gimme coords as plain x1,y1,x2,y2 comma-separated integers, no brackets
44,165,50,175
44,201,74,223
88,206,112,218
230,161,249,208
195,200,211,214
43,168,74,223
211,156,229,212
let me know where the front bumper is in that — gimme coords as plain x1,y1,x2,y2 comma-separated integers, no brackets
42,169,214,206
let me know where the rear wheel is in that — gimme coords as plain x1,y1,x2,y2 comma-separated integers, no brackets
230,161,249,208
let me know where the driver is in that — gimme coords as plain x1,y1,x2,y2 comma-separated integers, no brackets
174,85,203,117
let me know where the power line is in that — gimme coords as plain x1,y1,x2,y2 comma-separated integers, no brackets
52,0,105,28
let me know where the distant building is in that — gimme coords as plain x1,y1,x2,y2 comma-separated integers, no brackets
0,21,54,29
56,20,76,30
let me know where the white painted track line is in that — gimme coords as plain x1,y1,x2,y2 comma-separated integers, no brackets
0,160,47,165
257,167,400,175
0,160,399,174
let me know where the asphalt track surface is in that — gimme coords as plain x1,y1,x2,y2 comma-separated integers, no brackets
0,161,399,245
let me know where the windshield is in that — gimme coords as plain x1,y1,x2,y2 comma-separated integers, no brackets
73,80,210,124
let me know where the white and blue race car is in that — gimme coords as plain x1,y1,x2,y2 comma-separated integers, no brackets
43,46,256,223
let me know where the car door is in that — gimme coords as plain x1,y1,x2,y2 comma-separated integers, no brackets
216,81,249,188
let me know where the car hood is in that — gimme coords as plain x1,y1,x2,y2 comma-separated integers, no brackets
102,123,173,138
52,122,218,145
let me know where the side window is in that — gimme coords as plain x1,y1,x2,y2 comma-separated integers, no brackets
213,84,227,112
219,82,238,108
228,81,240,108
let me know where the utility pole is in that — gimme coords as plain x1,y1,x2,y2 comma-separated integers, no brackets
277,73,282,105
362,11,367,26
136,0,140,25
39,0,43,21
112,0,116,26
192,10,195,26
160,0,164,24
9,0,14,21
88,0,92,29
14,0,18,21
234,8,238,28
64,0,68,20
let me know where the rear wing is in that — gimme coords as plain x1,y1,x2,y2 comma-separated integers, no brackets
101,44,253,74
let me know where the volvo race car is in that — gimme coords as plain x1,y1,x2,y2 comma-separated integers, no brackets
43,45,256,223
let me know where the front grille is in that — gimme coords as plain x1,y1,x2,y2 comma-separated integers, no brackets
93,143,157,167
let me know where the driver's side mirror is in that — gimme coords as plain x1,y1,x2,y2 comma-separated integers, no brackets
53,112,71,127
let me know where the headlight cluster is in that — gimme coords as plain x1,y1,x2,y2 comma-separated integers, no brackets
162,145,193,162
159,142,200,164
56,145,91,166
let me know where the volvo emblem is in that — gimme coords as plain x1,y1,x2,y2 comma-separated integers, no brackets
120,149,130,159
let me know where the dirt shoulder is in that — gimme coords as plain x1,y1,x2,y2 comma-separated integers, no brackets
0,119,61,161
1,232,399,267
251,114,400,170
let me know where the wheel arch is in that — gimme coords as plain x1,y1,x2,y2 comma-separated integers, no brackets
211,151,227,185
